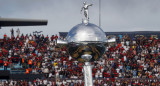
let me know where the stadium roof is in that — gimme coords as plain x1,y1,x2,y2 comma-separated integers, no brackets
59,31,160,38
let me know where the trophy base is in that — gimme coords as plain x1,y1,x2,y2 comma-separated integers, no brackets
83,62,93,86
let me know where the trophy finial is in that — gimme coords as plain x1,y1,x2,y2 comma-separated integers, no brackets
81,2,93,24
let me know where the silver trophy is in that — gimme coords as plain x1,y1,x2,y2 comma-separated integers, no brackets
57,2,116,86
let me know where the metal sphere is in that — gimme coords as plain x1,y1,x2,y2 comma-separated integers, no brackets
66,23,106,62
66,23,106,43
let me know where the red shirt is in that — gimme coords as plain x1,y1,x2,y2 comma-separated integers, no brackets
54,35,58,40
0,52,2,57
103,72,108,77
4,61,8,66
0,60,3,64
67,63,71,67
111,78,115,82
4,34,7,38
51,36,54,41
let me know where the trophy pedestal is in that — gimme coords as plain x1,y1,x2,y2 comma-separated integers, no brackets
83,62,93,86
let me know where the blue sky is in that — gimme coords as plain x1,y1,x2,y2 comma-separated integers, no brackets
0,0,160,37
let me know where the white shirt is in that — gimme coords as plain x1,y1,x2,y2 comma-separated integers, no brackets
116,82,120,86
49,73,52,77
126,41,129,46
119,65,123,69
43,80,48,85
29,36,32,40
116,68,120,73
119,73,122,77
63,81,67,85
104,83,107,86
124,56,127,61
44,57,48,62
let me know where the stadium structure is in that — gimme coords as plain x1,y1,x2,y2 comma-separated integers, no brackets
59,31,160,39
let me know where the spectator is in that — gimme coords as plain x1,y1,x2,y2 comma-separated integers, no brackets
10,28,14,38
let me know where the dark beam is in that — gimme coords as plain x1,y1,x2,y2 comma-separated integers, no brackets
0,18,47,27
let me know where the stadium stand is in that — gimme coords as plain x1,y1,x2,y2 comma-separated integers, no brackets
0,29,159,85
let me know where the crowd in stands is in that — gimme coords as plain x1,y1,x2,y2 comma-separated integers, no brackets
0,29,160,85
0,79,160,86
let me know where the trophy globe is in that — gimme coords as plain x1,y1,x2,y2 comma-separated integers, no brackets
66,22,106,62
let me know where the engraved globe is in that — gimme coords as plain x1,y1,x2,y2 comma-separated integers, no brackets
66,23,106,62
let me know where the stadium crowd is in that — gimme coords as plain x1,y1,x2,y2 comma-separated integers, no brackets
0,79,160,86
0,29,160,85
